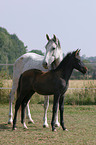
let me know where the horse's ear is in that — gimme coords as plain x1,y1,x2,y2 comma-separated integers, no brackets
53,34,57,42
58,40,61,48
46,34,50,41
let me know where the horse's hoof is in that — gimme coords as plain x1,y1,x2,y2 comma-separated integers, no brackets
23,123,28,129
8,121,12,124
23,127,28,129
8,120,13,124
43,124,49,128
28,119,34,124
55,123,60,127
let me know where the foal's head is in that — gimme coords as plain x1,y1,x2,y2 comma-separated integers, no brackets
42,34,63,69
71,49,87,74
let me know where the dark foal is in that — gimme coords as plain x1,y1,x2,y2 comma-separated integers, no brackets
13,49,87,131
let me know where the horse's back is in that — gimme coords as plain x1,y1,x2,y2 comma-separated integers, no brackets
14,53,47,74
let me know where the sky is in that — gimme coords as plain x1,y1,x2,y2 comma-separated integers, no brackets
0,0,96,57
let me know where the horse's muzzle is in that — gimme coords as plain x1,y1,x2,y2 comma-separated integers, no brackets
42,62,48,69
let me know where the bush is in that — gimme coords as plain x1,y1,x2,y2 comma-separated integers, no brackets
65,84,96,105
0,79,10,103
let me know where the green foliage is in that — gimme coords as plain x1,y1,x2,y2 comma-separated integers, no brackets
0,71,11,103
29,49,44,56
0,27,27,64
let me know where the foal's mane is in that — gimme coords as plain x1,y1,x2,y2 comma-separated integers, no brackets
56,52,73,70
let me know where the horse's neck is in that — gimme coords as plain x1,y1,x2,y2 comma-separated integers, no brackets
51,53,63,69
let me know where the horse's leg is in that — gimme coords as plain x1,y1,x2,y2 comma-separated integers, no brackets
51,94,59,131
21,91,35,129
26,100,34,124
55,103,60,127
59,95,68,131
8,85,16,124
43,95,49,128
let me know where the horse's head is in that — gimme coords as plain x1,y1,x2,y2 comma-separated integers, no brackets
72,49,88,74
42,34,63,69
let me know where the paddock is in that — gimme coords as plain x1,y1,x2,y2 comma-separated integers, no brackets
0,104,96,144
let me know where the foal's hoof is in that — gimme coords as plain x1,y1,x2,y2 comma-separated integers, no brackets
65,128,68,131
63,128,68,131
12,127,17,130
52,128,57,132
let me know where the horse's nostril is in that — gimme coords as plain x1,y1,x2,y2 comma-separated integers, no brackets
45,62,47,66
43,62,48,68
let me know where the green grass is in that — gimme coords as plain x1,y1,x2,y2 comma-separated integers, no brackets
0,104,96,145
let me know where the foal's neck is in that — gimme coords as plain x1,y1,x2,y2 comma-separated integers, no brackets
62,65,73,82
56,60,73,82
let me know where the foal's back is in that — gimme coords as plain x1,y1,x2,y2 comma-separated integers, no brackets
19,69,58,95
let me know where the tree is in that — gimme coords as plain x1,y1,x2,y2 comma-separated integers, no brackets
29,49,44,56
0,27,27,64
0,27,27,77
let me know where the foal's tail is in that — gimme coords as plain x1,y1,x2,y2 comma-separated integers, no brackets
17,74,22,99
16,74,22,112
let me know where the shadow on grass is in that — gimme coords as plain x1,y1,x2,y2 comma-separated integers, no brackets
0,123,12,131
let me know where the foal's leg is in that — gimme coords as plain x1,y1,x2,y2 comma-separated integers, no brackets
21,91,35,129
26,100,34,124
43,95,49,127
12,97,23,130
51,95,59,131
59,95,68,131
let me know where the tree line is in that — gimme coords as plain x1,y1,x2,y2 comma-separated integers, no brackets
0,27,96,79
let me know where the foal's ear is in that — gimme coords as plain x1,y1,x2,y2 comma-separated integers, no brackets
75,49,81,56
46,34,50,41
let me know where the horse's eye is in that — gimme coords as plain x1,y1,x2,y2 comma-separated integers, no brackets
52,47,55,50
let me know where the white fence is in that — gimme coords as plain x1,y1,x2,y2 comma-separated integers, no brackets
0,63,96,90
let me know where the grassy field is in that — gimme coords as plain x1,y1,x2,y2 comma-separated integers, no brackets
0,79,96,104
2,79,96,88
0,104,96,145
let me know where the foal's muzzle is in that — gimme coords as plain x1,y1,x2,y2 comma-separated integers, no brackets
82,66,88,74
